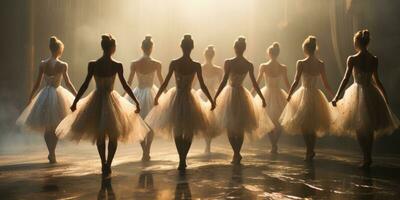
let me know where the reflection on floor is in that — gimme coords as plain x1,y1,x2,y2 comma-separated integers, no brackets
0,139,399,199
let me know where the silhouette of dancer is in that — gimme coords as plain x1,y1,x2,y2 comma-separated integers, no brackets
280,36,334,161
125,35,164,161
56,34,149,176
17,36,77,163
146,34,215,170
254,42,290,154
214,37,273,165
197,45,223,154
332,30,399,168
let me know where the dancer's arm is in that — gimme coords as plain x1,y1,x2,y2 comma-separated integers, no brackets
62,63,77,96
117,63,140,113
332,57,353,106
214,60,230,102
372,58,388,103
249,64,266,107
196,63,215,110
123,62,136,96
154,62,174,105
27,62,44,105
71,62,94,111
287,61,303,101
320,63,334,98
251,64,265,94
282,66,291,90
156,62,164,86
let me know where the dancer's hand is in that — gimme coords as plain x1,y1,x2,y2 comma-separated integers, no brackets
135,104,141,113
210,101,216,111
154,98,159,106
286,95,291,102
331,96,339,107
262,99,267,108
70,103,77,112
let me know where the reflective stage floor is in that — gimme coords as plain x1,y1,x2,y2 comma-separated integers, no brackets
0,139,399,199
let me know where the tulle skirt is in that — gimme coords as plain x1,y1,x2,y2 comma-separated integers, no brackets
125,85,158,118
16,86,75,133
145,88,209,139
279,87,333,137
56,90,150,143
196,89,221,139
255,87,288,127
331,83,399,137
214,85,274,138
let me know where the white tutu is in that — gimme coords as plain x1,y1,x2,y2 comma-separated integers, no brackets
145,87,209,139
16,75,75,132
125,85,158,119
214,74,274,138
56,76,149,143
17,86,74,132
254,77,288,127
332,82,399,137
196,89,221,139
279,74,333,137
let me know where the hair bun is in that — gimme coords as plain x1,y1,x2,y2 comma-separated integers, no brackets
49,36,58,44
238,37,246,43
145,35,152,40
207,45,214,51
184,34,192,40
272,42,280,49
362,30,370,39
101,34,112,41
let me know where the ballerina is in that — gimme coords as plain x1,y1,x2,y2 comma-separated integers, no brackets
56,34,149,176
16,36,77,163
125,35,163,161
197,45,223,154
280,36,334,161
145,34,215,170
332,30,399,168
214,37,274,165
254,42,290,154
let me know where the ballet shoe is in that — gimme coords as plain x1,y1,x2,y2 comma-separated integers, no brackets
270,146,278,155
102,165,112,178
141,154,151,162
177,162,187,171
231,154,242,165
304,151,315,162
358,160,372,169
48,154,57,164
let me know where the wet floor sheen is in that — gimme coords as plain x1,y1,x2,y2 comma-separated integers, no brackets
0,141,399,200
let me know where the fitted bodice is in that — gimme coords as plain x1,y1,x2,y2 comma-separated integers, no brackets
136,72,155,88
43,74,62,87
94,75,115,92
353,69,373,86
301,73,318,89
229,73,247,87
175,72,195,92
265,75,280,89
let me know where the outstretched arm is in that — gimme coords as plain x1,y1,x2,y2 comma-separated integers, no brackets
28,62,44,105
320,63,334,98
71,62,94,111
372,58,388,103
62,63,77,96
249,64,266,107
287,61,303,101
196,64,215,110
154,62,174,105
332,57,353,106
214,60,230,102
117,63,140,113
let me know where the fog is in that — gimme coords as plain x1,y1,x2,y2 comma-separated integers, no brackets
1,0,400,154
